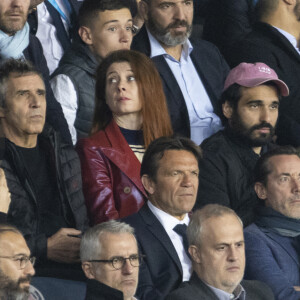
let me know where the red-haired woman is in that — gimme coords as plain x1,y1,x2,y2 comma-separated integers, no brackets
76,50,173,225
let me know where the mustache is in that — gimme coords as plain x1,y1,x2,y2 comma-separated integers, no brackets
18,275,32,285
5,8,25,16
166,20,189,29
250,122,274,131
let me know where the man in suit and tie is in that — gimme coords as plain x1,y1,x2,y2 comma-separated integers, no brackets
166,204,274,300
243,146,300,299
124,136,201,300
131,0,229,144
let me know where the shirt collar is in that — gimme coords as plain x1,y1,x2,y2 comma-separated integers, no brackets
206,282,246,300
146,27,193,61
147,200,189,233
273,26,299,51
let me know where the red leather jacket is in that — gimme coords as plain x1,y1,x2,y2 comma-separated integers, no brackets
76,120,147,225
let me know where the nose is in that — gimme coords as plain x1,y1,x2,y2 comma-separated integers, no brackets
117,79,126,92
122,259,134,275
173,3,186,20
24,260,35,277
291,178,300,193
119,28,131,45
227,246,238,262
181,172,193,187
30,93,42,108
260,107,271,123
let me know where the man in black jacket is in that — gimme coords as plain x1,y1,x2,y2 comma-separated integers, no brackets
0,0,72,144
81,220,140,300
195,62,289,226
0,59,88,281
228,0,300,146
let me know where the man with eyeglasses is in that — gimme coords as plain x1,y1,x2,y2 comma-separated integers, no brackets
0,224,44,300
80,220,141,300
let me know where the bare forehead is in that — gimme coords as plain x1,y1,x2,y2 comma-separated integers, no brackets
239,85,279,102
99,232,138,250
159,150,198,166
268,154,300,174
0,232,29,255
7,73,45,89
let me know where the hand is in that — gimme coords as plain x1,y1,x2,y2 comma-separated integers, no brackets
293,286,300,291
0,168,11,214
47,228,82,264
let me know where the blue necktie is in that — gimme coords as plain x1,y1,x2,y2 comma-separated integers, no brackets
173,224,190,258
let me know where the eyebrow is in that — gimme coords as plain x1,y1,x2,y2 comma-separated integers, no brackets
107,69,133,76
103,19,133,26
246,100,279,105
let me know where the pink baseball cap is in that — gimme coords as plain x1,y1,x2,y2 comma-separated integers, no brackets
224,62,289,97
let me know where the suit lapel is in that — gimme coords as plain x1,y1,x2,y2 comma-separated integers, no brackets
190,50,218,111
100,121,146,197
140,205,183,274
257,22,300,64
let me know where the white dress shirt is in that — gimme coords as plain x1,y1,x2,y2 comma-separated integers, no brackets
147,201,192,281
274,26,300,55
36,1,70,74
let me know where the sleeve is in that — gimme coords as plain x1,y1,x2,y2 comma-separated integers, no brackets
244,230,300,300
50,74,78,145
195,151,231,209
76,140,119,225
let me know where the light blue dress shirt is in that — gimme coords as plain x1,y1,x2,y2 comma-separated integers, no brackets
147,29,222,144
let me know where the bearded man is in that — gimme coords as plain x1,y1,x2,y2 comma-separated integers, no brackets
131,0,229,144
0,225,44,300
194,62,289,226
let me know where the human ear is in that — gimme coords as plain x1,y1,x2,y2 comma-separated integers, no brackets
254,182,267,200
222,101,233,119
82,262,95,279
141,174,155,195
188,245,201,264
78,26,93,45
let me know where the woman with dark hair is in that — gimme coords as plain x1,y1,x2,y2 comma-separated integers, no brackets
76,50,173,225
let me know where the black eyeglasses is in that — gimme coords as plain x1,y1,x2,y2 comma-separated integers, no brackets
88,254,145,270
0,255,36,270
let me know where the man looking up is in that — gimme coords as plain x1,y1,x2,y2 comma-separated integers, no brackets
125,136,201,299
166,204,274,300
195,62,289,226
244,146,300,299
131,0,229,144
51,0,133,144
81,220,140,300
0,59,88,281
0,0,72,144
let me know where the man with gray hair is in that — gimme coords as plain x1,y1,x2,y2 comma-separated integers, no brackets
166,204,274,300
131,0,229,144
81,220,141,300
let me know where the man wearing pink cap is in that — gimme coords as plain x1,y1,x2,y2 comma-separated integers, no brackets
194,62,289,226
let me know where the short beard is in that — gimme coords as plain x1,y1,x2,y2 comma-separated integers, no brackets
0,273,31,300
147,13,192,47
230,110,275,147
0,9,27,35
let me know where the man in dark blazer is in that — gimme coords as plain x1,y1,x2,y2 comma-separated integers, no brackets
244,146,300,299
166,204,274,300
228,0,300,147
124,136,202,300
131,0,229,144
0,0,72,144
